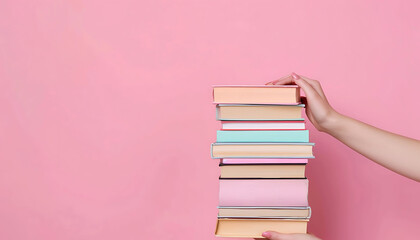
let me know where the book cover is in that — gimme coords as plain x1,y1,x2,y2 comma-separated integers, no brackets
211,142,315,159
221,121,306,130
221,158,309,164
213,85,301,104
217,206,311,219
219,179,309,207
216,104,305,121
220,164,306,178
215,218,308,238
216,130,309,143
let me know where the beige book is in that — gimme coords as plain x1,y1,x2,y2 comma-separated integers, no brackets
215,219,308,238
218,207,311,218
211,143,314,158
213,86,301,104
220,164,306,178
217,104,304,120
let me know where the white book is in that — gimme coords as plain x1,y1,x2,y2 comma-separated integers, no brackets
221,121,305,130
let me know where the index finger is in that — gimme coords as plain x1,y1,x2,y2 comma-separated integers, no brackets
266,74,294,85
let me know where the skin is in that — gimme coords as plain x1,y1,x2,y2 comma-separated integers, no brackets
255,73,420,240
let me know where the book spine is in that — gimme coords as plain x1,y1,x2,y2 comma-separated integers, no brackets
219,179,309,207
216,130,309,143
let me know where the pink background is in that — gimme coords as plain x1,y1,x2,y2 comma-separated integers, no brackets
1,1,420,239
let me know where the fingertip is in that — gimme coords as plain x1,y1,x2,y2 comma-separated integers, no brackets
291,72,301,80
262,232,272,238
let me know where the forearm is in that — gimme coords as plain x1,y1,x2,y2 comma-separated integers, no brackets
324,113,420,182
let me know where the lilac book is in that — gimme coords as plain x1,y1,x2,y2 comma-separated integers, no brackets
219,179,309,207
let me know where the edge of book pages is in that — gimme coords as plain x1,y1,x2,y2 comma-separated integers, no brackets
216,104,306,120
210,142,316,159
213,85,300,88
217,206,312,219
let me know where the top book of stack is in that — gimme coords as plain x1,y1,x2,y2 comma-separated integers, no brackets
213,85,301,105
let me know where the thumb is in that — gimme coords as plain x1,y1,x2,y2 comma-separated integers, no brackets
262,231,320,240
262,231,292,240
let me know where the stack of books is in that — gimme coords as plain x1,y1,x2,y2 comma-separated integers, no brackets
211,85,315,238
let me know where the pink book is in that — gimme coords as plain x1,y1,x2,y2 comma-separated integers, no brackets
221,158,308,164
219,179,308,207
213,85,301,105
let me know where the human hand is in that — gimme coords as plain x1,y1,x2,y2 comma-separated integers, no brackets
266,73,341,133
255,231,321,240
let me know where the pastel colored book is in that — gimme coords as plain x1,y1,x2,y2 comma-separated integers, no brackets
216,130,309,143
215,219,308,238
217,206,311,219
219,179,308,207
221,121,305,130
216,104,304,121
221,158,309,164
211,143,315,158
213,85,301,104
220,164,306,178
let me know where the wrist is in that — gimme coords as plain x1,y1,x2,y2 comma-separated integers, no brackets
319,110,346,134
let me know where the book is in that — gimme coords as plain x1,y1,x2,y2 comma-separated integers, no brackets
219,179,308,207
220,164,306,178
221,158,309,164
215,219,308,238
213,85,301,104
217,206,311,218
217,104,304,121
216,130,309,143
211,143,315,158
221,121,306,130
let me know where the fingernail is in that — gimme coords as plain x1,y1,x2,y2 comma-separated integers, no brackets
292,72,300,80
262,232,272,238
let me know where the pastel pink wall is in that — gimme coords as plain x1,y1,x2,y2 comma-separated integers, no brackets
1,1,419,239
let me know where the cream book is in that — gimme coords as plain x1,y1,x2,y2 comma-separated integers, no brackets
220,164,306,178
211,143,315,158
215,219,308,238
216,104,304,121
218,206,311,219
213,85,301,104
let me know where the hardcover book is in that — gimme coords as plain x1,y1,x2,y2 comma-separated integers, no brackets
219,179,309,207
217,104,304,121
216,130,309,143
220,164,306,178
215,219,308,238
213,85,301,104
220,158,309,164
217,206,311,218
211,143,315,158
221,121,306,130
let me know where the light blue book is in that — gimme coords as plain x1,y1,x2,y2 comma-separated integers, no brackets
216,130,309,143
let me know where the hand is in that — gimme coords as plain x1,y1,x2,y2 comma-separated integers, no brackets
255,231,321,240
266,73,340,133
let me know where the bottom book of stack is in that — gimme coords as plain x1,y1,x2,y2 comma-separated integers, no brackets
215,159,311,238
215,207,311,238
